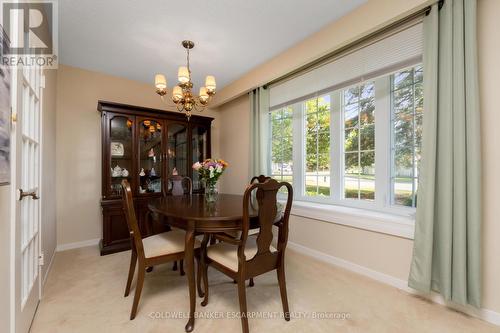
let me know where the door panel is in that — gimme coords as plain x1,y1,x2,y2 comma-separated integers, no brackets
14,66,42,333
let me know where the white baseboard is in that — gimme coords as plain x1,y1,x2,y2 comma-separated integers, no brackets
56,238,100,252
287,241,500,326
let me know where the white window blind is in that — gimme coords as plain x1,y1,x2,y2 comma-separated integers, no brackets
269,22,423,109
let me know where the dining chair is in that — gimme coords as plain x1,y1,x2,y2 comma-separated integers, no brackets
250,175,271,184
121,179,201,320
216,175,270,287
199,178,293,333
146,175,193,274
165,175,193,273
166,175,193,196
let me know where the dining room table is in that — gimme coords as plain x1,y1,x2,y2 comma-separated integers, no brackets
148,193,258,332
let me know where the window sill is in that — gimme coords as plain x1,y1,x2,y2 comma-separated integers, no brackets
289,200,415,239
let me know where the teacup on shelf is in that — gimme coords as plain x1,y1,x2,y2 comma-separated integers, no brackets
112,165,123,177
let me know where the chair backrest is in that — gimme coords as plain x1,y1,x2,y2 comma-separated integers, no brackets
250,175,271,184
121,180,145,257
241,178,293,258
165,175,192,196
249,175,270,209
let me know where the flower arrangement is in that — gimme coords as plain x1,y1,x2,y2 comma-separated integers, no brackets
192,158,228,187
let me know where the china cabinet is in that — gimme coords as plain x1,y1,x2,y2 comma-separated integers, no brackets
98,101,213,255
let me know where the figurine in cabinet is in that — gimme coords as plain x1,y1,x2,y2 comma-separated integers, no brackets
112,165,123,177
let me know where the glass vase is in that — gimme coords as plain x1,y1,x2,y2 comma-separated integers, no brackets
204,182,218,203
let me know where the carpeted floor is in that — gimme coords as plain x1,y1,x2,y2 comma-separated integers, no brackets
30,245,499,333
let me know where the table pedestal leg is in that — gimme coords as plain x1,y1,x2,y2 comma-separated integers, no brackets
184,226,196,332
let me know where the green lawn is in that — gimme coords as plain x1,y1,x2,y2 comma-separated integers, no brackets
276,175,415,207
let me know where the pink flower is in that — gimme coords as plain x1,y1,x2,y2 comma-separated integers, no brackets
192,162,202,171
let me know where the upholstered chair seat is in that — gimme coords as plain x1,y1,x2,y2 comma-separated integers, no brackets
143,230,201,259
206,235,277,272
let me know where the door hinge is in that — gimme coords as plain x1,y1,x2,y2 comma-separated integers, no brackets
38,252,45,266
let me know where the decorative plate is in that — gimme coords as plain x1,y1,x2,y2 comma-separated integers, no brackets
111,142,124,156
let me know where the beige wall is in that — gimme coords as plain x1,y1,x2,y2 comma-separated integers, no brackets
41,68,58,282
216,0,500,314
217,96,250,194
55,65,220,246
477,0,500,314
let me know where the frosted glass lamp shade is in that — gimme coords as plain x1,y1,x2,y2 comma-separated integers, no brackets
178,66,190,84
199,87,209,102
205,75,216,92
172,86,183,102
154,74,167,89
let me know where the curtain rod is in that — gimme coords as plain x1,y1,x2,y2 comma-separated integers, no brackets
263,1,443,90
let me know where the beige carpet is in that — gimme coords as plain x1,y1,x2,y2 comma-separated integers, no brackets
30,245,499,333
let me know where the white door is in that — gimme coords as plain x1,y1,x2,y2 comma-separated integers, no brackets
13,63,43,333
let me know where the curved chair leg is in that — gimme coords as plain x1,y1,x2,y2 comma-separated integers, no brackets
197,260,204,297
237,279,250,333
249,278,254,287
201,261,209,306
124,250,137,297
180,259,185,276
130,265,145,320
277,265,290,321
173,261,178,271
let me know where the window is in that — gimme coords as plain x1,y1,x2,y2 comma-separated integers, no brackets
267,22,424,215
304,95,330,196
268,64,423,214
391,66,423,207
343,83,375,201
270,106,293,184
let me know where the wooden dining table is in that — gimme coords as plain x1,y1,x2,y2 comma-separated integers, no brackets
148,193,258,332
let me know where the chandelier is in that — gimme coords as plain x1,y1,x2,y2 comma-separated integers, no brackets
154,40,216,119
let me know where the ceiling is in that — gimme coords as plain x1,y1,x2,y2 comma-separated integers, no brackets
59,0,366,91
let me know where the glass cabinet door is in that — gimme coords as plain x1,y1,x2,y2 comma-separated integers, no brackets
191,125,209,191
167,123,188,177
109,115,133,197
138,119,163,194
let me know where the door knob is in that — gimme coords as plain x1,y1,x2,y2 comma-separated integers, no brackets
18,189,39,201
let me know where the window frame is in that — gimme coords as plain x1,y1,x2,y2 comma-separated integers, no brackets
389,66,423,208
268,65,422,217
269,106,294,184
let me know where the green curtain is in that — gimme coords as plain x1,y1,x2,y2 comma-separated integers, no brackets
409,0,481,307
249,87,269,178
